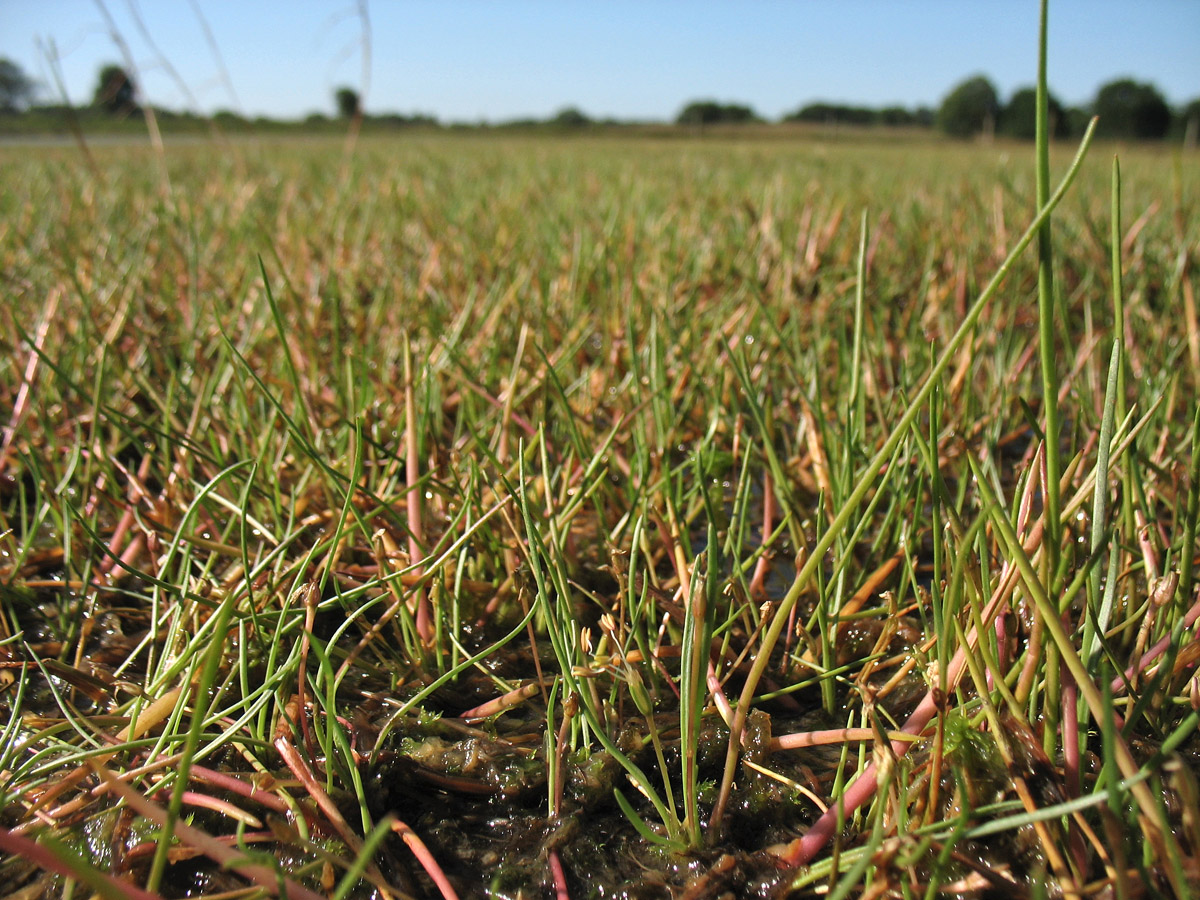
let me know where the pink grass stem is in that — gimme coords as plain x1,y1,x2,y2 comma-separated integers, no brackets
549,848,571,900
458,682,541,721
782,525,1039,867
278,735,454,899
97,452,153,580
275,735,368,851
92,762,327,900
709,670,735,726
167,790,263,828
749,470,776,599
1111,589,1200,694
393,819,461,900
1059,671,1088,875
0,286,59,473
1061,675,1081,798
189,764,296,816
770,728,918,752
0,824,165,900
782,699,936,865
108,533,146,581
992,611,1008,682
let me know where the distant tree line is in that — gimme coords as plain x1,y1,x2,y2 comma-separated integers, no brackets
677,100,759,127
933,73,1184,140
0,58,37,111
781,75,1188,141
785,103,935,128
1,57,1196,143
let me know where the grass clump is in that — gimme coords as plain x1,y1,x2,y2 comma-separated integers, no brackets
0,87,1198,898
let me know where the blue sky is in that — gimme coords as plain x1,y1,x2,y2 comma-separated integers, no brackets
2,1,1197,122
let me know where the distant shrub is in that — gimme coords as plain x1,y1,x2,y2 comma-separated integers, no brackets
676,100,758,126
551,107,591,127
937,75,999,138
335,87,361,119
1093,78,1171,139
785,103,877,126
93,64,136,116
1000,86,1068,140
1174,98,1200,144
0,58,37,111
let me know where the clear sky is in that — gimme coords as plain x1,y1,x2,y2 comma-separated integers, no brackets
2,1,1197,123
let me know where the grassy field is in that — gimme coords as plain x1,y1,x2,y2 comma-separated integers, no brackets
1,129,1198,898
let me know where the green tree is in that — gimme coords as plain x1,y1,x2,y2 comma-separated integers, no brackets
93,64,136,114
879,106,917,127
677,100,757,127
1061,106,1091,139
1176,98,1200,146
1000,86,1067,140
551,106,591,127
1093,78,1170,139
212,109,246,127
0,58,37,111
937,75,999,138
335,87,360,119
785,103,877,126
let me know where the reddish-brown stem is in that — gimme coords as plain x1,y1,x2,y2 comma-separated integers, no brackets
275,735,404,899
770,727,919,753
97,451,153,580
1111,588,1200,693
457,682,541,721
783,523,1042,867
392,819,461,900
92,761,327,900
0,824,165,900
748,469,775,599
188,765,298,816
549,849,571,900
0,287,60,475
154,790,263,828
